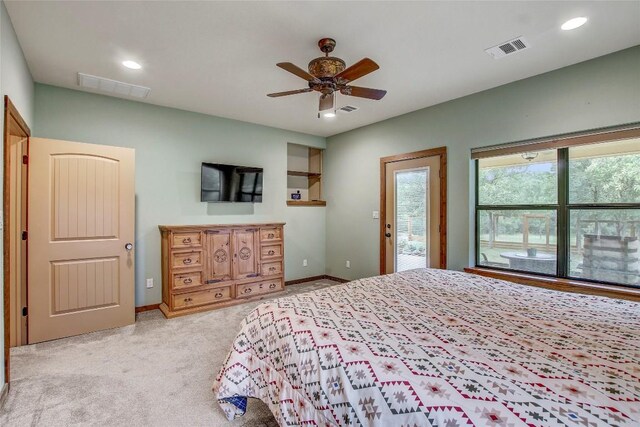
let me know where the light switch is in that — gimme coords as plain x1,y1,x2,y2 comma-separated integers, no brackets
372,211,379,219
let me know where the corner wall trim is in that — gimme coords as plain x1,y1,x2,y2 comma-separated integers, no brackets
285,275,349,286
135,304,160,313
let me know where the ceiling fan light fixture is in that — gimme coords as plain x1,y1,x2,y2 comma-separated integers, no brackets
267,38,386,117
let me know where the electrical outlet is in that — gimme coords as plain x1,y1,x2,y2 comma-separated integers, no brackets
372,211,379,219
346,260,351,268
146,278,154,289
303,259,308,267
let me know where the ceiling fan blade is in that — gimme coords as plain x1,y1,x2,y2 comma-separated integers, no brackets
334,58,379,83
319,93,335,111
341,86,387,100
276,62,318,82
267,88,313,97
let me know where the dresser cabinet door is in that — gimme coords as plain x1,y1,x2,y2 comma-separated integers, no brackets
206,230,232,283
233,229,259,279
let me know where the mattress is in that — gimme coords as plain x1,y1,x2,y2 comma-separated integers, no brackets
214,268,640,426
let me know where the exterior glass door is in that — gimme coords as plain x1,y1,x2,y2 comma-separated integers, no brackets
384,155,440,273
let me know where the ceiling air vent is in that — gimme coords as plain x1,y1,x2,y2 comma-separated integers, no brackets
485,37,530,59
338,105,359,113
77,73,151,99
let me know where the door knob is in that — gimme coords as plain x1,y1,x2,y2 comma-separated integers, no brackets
125,243,133,251
385,233,391,238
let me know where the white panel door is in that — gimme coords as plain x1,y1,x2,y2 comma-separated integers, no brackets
28,137,135,343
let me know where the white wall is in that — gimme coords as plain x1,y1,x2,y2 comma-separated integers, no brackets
324,46,640,281
0,0,34,390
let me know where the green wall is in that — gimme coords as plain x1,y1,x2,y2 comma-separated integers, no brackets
34,84,326,307
324,46,640,280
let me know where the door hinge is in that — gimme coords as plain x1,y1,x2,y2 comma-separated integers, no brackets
22,155,28,165
22,306,28,317
22,230,28,240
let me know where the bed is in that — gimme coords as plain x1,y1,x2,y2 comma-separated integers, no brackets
213,269,640,426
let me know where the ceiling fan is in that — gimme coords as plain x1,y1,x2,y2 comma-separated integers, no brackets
267,38,387,117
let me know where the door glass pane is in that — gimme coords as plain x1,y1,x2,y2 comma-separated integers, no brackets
478,150,557,205
396,168,428,271
569,209,640,287
478,210,557,275
569,139,640,204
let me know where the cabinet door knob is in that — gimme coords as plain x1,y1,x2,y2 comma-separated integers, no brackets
268,233,274,238
183,278,192,284
244,288,252,294
183,258,192,265
214,292,223,298
183,237,192,244
269,283,276,289
268,250,275,255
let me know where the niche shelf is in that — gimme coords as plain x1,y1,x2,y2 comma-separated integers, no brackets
287,144,326,206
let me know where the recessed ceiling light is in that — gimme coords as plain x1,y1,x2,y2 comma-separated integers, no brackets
323,112,336,118
561,17,587,31
122,60,142,70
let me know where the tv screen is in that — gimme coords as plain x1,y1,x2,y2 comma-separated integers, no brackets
201,163,263,202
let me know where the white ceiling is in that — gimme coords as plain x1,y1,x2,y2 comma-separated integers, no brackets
5,1,640,137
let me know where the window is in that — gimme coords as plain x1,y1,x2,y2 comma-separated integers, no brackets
474,127,640,288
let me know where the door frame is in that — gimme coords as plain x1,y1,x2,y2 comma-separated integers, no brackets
3,96,31,387
380,146,447,274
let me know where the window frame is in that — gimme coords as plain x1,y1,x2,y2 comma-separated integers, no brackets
474,126,640,289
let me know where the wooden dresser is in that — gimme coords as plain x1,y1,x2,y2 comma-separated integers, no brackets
158,223,285,318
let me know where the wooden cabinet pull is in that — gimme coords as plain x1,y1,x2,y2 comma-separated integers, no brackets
269,283,277,289
182,237,192,244
183,277,193,284
268,233,275,238
269,267,276,272
268,250,275,255
214,292,223,298
184,297,193,303
183,258,192,265
244,288,252,294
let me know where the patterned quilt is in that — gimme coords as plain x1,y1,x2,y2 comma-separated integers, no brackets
213,269,640,426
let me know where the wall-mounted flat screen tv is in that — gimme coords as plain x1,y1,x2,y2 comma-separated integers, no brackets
201,163,263,202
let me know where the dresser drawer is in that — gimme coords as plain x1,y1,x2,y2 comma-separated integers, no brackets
260,227,282,242
171,250,203,269
171,231,202,249
261,261,283,277
237,278,283,298
172,286,232,310
261,244,283,260
172,271,204,291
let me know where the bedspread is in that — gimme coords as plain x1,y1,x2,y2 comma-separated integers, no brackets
213,269,640,426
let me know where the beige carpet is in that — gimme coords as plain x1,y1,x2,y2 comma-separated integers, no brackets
0,280,340,426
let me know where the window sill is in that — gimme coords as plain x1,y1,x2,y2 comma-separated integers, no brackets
464,267,640,302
